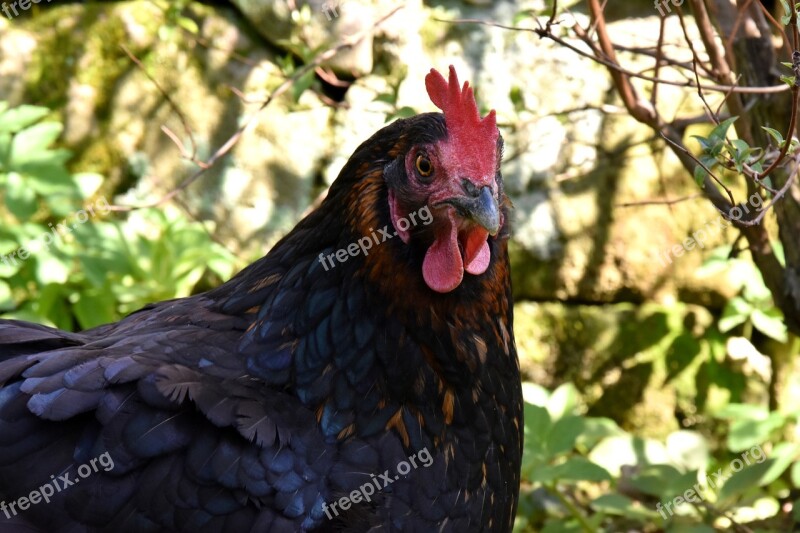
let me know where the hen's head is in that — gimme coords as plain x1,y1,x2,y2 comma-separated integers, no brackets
384,66,504,293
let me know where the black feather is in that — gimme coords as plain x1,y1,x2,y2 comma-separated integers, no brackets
0,109,521,532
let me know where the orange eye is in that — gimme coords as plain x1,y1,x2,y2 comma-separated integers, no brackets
415,154,433,177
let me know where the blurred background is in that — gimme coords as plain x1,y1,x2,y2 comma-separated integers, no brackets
0,0,798,531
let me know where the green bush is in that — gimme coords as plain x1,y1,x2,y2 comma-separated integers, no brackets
515,383,799,532
0,102,237,330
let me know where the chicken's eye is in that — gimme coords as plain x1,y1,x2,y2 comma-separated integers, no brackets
415,154,433,178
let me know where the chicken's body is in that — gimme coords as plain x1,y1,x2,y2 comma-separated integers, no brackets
0,67,522,532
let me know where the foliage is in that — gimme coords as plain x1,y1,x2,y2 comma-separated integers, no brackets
505,2,800,527
152,0,199,41
515,383,799,533
0,102,237,331
699,246,789,344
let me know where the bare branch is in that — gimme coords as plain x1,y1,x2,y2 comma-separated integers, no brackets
616,193,703,208
440,17,790,94
107,5,404,212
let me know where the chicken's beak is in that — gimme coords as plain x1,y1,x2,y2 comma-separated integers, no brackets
439,185,500,236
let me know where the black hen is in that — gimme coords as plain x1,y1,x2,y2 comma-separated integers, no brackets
0,66,522,532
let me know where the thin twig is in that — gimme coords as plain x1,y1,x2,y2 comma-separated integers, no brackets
737,155,799,226
756,60,800,180
660,133,736,206
616,193,703,208
438,18,790,95
120,44,198,159
651,16,666,109
108,5,403,212
674,6,717,124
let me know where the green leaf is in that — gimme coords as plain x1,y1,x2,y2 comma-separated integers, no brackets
73,173,105,198
521,382,550,406
386,106,417,122
729,138,749,155
34,251,71,285
547,382,580,419
666,430,710,472
693,154,717,187
0,240,22,279
728,138,752,172
717,447,794,503
5,171,38,220
718,297,752,332
547,416,584,456
590,493,658,520
510,86,525,112
0,105,49,133
791,461,800,488
781,74,795,86
781,0,792,24
523,403,551,456
750,308,788,342
665,334,702,383
728,411,787,451
540,520,583,533
718,463,768,502
755,442,800,486
692,135,712,152
575,417,624,451
693,164,707,186
762,126,785,145
177,16,199,34
10,122,62,165
18,159,76,196
627,464,686,498
667,526,716,533
713,403,767,421
291,69,316,103
667,469,705,499
374,93,397,105
73,289,118,329
0,280,12,311
708,117,738,145
589,435,669,476
534,457,611,483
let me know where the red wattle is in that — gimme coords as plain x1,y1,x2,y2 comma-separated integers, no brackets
464,232,490,275
422,215,463,293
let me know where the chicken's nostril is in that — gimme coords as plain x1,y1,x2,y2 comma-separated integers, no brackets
461,179,480,197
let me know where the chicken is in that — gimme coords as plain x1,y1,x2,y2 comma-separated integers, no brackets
0,66,522,532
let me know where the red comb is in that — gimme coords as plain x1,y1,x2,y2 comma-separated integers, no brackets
424,66,498,184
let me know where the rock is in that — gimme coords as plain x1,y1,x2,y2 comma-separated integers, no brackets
514,301,716,438
230,0,379,77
